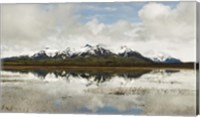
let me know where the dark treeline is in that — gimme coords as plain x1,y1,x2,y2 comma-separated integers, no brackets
1,56,197,69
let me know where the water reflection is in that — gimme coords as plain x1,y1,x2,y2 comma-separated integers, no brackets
2,69,181,87
0,69,196,115
79,106,143,115
2,69,180,81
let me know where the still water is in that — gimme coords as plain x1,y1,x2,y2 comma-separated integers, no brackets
0,69,196,115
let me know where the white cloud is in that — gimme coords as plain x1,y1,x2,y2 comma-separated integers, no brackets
1,2,196,62
137,2,196,61
139,2,171,21
139,2,196,41
1,4,77,53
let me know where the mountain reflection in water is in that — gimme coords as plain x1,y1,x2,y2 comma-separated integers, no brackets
3,69,180,84
1,68,196,115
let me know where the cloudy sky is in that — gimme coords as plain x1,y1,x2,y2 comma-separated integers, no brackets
1,2,196,62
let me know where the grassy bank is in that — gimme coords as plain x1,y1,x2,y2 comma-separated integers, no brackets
1,62,197,72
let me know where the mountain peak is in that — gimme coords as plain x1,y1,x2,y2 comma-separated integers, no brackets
118,45,148,60
84,44,93,48
74,44,112,57
151,54,181,63
8,44,181,63
120,46,132,52
62,47,72,54
32,47,58,59
119,45,136,54
152,56,182,63
96,44,106,48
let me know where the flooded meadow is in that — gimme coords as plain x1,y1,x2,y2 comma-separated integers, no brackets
0,68,196,115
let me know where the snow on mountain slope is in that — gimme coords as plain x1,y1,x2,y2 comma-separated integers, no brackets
118,46,137,57
77,44,95,55
118,45,146,59
118,46,133,53
75,44,113,57
31,47,76,59
32,47,59,58
152,54,171,62
6,45,182,63
55,47,74,59
144,51,182,63
151,54,182,63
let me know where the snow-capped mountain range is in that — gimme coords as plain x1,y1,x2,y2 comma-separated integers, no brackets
74,44,113,57
4,44,182,63
152,55,182,63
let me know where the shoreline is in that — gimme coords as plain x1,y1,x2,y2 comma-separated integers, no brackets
1,64,196,72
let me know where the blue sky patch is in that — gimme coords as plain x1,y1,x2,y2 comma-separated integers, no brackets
77,2,179,24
